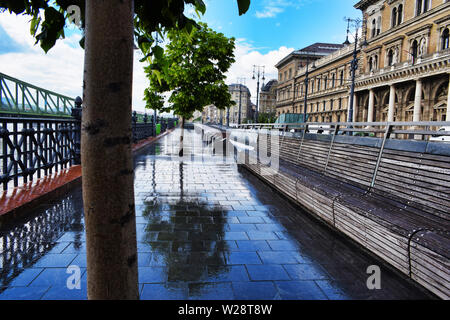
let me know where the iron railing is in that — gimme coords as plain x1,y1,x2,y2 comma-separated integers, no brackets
0,116,79,191
237,121,450,140
0,103,178,191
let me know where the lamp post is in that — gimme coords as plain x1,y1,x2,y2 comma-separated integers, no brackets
237,78,246,125
252,65,265,123
344,17,366,126
303,57,315,123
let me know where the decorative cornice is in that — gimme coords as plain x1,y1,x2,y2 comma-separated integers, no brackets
383,35,405,47
364,45,382,54
405,24,433,37
354,51,450,91
435,14,450,25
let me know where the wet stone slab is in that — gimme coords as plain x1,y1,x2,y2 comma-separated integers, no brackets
0,128,434,300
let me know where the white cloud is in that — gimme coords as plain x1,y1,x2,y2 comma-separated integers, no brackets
255,0,304,19
255,6,283,18
226,40,293,103
0,13,292,114
0,13,150,113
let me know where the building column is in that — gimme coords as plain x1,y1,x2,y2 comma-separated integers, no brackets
388,85,396,122
447,74,450,121
367,89,375,123
347,93,358,122
413,79,422,122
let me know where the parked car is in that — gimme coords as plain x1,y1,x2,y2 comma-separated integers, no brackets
430,126,450,143
308,124,331,135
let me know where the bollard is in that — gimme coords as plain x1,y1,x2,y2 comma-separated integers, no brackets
71,96,83,165
156,123,161,135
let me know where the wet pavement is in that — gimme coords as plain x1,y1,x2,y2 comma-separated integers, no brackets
0,128,434,300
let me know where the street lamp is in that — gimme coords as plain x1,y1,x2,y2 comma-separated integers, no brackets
237,78,246,125
344,17,366,125
303,56,316,123
252,65,265,123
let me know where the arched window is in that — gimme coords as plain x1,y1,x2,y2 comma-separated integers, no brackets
411,40,419,62
416,0,422,16
442,28,450,50
387,49,394,66
374,55,379,69
398,4,403,25
371,19,376,38
368,57,373,72
377,16,381,35
423,0,429,13
392,7,398,28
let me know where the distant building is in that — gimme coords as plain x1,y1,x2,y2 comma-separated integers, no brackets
353,0,450,123
200,83,252,125
278,0,450,124
259,80,278,115
228,83,252,124
275,43,345,115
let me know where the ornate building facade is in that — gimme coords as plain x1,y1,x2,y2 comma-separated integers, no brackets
259,80,278,114
354,0,450,123
278,0,450,124
275,43,345,115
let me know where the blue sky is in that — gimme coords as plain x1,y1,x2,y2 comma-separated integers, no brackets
0,0,362,110
196,0,360,53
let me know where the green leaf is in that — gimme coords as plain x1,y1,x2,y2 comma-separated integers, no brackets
152,45,164,61
237,0,250,15
30,15,41,36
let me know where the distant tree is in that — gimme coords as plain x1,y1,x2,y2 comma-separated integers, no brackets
0,0,251,300
258,112,277,124
144,23,236,155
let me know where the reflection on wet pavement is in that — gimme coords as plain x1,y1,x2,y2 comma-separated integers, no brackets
0,128,433,300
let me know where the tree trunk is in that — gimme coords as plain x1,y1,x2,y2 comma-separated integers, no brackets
82,0,139,300
179,117,185,157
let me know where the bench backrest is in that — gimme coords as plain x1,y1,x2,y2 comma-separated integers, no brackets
271,132,450,221
373,148,450,220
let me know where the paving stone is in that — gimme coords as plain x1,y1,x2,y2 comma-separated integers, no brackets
0,286,50,300
246,265,291,281
206,265,250,282
236,240,271,251
141,283,188,300
223,252,262,265
232,281,280,300
188,282,234,300
138,267,167,284
32,254,77,268
276,281,328,300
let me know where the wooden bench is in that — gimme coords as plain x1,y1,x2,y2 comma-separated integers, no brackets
240,129,450,299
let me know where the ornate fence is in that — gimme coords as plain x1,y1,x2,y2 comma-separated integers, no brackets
0,116,79,191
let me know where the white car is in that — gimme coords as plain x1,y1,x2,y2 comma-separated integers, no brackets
430,126,450,143
308,124,331,135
